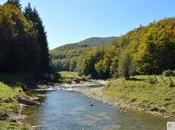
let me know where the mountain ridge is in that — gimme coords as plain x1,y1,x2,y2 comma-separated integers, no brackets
51,36,117,51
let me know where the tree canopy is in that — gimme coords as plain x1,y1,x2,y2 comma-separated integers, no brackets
0,1,51,78
74,18,175,79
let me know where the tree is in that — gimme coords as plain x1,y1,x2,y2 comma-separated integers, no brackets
24,4,50,73
78,49,103,78
0,4,40,72
133,19,175,74
118,50,133,80
5,0,21,9
109,57,118,78
95,57,111,79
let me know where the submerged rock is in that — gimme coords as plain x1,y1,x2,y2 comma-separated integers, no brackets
90,104,94,107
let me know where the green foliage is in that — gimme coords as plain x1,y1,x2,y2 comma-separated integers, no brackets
95,57,110,78
79,18,175,78
5,0,21,9
0,1,52,81
50,37,117,72
109,57,118,78
133,18,175,74
24,4,50,73
118,50,133,79
95,46,115,79
78,48,103,78
0,4,40,72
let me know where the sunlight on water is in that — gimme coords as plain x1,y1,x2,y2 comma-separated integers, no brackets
22,90,168,130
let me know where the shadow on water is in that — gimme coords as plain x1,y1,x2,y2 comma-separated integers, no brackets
22,90,169,130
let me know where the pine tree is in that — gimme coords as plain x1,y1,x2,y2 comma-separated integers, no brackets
6,0,21,9
0,4,40,72
24,3,50,73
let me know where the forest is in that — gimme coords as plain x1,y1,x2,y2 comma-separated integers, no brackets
51,18,175,80
1,1,175,84
50,37,116,72
0,0,56,81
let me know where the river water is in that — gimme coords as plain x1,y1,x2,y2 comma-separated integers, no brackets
22,89,169,130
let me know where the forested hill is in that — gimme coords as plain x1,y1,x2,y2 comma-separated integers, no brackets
51,37,117,51
51,18,175,79
77,18,175,79
50,37,117,71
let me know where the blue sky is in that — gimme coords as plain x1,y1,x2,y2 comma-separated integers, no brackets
0,0,175,49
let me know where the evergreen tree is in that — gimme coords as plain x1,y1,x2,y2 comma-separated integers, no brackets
0,4,40,72
24,3,50,73
6,0,21,9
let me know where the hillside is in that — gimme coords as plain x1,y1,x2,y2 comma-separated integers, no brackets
76,18,175,79
51,37,117,51
50,37,117,71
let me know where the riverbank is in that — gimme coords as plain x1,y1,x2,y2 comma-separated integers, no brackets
0,73,53,129
2,71,175,128
79,76,175,119
0,82,28,129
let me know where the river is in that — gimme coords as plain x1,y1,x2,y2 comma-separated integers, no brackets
22,89,168,130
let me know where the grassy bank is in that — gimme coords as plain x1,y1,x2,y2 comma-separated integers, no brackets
0,121,26,130
59,71,86,83
0,82,24,117
0,82,28,129
0,73,36,129
103,75,175,118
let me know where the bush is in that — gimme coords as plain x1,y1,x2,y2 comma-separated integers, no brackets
162,70,174,76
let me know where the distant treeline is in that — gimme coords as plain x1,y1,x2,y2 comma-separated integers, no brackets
50,37,117,71
52,18,175,79
0,0,51,79
77,18,175,79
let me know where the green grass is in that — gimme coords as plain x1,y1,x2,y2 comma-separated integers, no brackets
0,82,27,129
59,71,84,83
0,82,25,116
59,71,79,79
103,75,175,116
0,121,28,130
0,73,32,129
